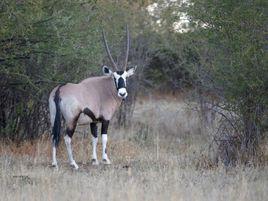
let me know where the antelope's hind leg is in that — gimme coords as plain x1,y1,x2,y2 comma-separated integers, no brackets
49,95,59,169
64,123,79,170
52,143,58,168
90,122,99,165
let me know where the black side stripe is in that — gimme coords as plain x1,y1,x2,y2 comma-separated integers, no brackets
117,77,125,89
83,107,101,122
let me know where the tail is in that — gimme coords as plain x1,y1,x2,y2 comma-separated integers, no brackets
52,84,64,147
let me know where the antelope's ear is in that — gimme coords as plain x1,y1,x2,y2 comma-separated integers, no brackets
102,65,113,76
126,66,137,77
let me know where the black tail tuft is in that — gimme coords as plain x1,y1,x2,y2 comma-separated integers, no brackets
52,84,64,147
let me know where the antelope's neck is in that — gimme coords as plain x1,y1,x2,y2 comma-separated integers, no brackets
80,75,122,105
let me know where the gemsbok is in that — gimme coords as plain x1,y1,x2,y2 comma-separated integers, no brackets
49,25,136,169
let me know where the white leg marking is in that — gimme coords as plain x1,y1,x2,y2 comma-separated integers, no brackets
64,135,79,170
52,145,58,169
102,134,111,164
92,136,99,165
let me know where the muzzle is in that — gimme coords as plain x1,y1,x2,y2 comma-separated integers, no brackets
118,88,128,99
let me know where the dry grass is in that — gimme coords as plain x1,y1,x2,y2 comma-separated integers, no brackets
0,97,267,201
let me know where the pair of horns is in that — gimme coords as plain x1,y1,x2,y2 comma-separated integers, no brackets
102,25,130,71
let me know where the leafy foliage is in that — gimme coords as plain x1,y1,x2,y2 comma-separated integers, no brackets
0,0,151,140
145,0,267,163
185,0,268,163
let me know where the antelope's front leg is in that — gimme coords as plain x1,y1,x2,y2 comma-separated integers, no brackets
101,120,111,164
90,123,99,165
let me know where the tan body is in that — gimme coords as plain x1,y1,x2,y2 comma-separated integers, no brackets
49,76,122,127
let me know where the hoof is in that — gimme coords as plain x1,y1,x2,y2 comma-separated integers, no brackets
52,163,59,170
102,158,111,165
70,162,79,170
52,163,59,171
91,159,99,166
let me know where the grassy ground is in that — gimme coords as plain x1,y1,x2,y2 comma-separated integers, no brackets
0,97,267,201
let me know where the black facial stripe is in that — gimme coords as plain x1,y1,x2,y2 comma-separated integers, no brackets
113,77,118,89
117,77,125,89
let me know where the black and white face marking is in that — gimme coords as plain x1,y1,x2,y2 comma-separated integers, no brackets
102,66,137,99
113,71,128,99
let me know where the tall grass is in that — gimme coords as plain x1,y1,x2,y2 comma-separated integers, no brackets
0,97,267,201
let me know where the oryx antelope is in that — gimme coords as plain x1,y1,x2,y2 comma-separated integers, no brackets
49,26,136,169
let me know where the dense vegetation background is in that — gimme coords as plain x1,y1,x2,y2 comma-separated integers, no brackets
0,0,267,165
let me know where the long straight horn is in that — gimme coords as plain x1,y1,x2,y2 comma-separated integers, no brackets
102,29,118,71
123,24,130,71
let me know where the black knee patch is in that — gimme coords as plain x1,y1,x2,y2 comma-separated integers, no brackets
90,123,98,138
101,120,109,134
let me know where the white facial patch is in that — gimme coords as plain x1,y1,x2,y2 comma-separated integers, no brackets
113,72,128,82
118,88,128,98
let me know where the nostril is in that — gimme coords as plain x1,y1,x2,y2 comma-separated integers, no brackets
119,92,126,96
